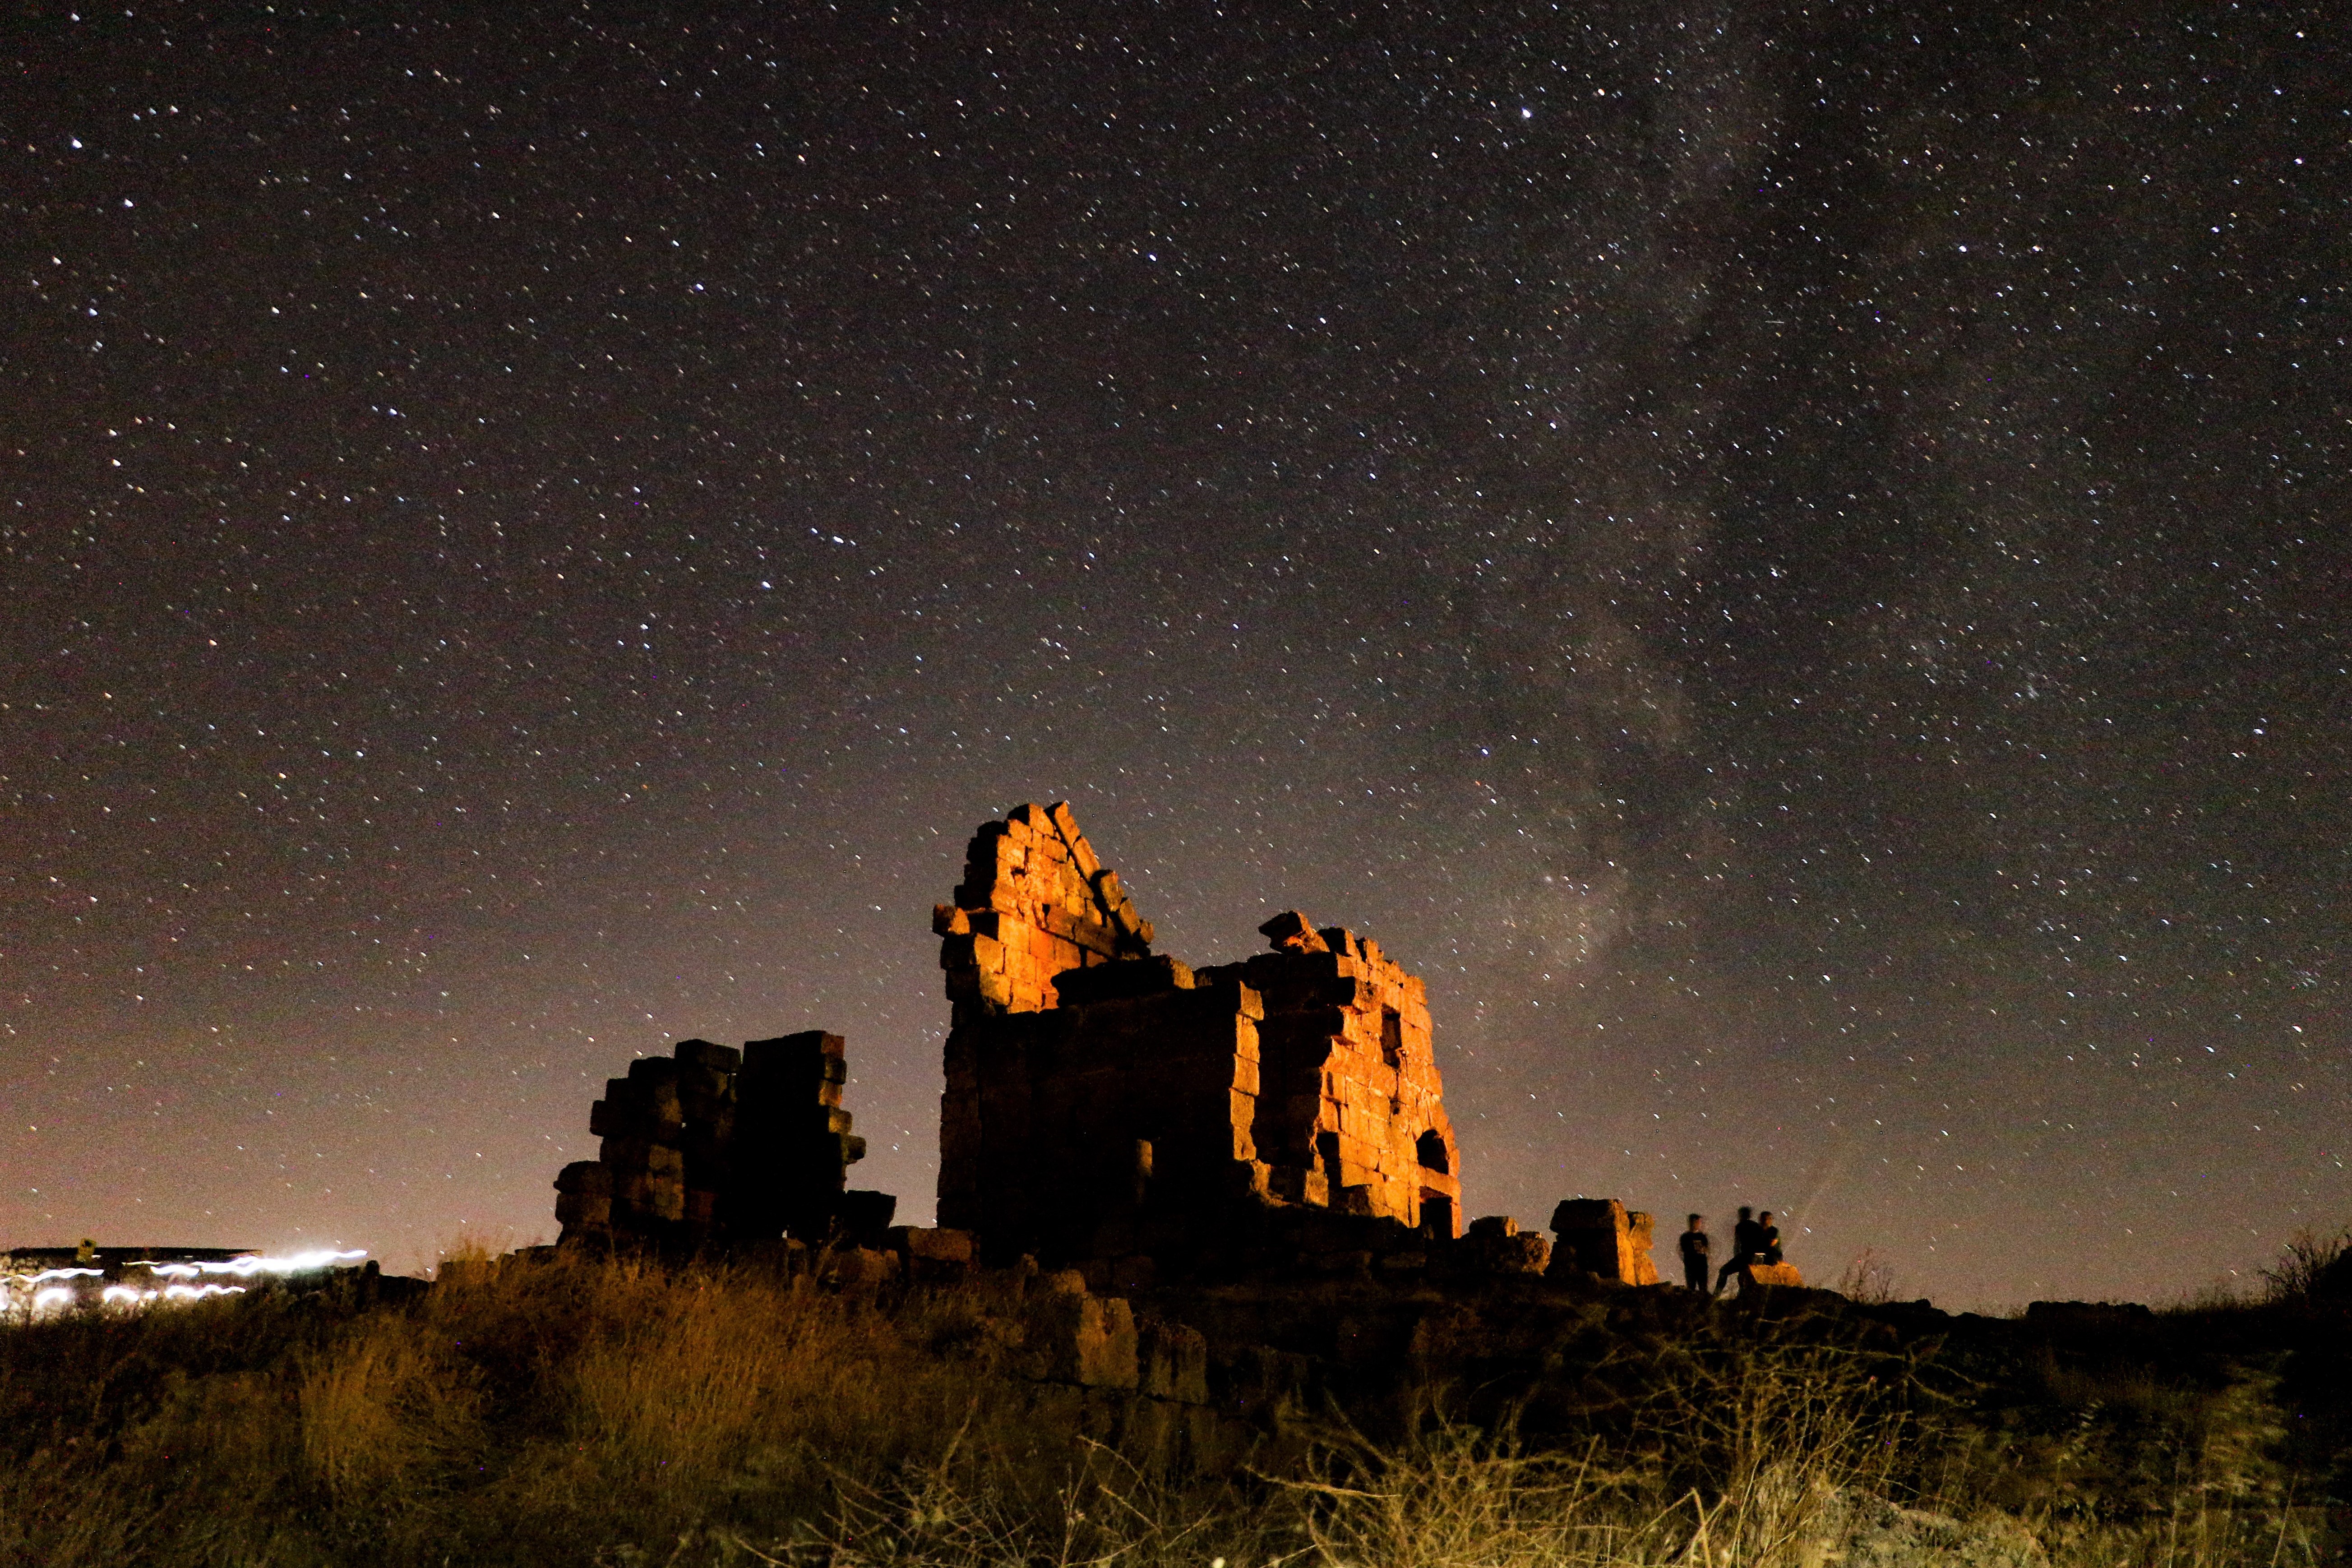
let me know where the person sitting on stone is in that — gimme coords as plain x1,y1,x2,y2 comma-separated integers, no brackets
1758,1210,1784,1267
1678,1213,1712,1291
1714,1206,1761,1295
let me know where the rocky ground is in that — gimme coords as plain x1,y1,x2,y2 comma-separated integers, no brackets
1,1239,2346,1566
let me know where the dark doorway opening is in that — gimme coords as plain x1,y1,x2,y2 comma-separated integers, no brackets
1420,1188,1453,1239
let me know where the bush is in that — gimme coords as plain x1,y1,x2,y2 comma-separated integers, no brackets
2263,1227,2352,1305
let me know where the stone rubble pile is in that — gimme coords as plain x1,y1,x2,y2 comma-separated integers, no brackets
554,1030,894,1249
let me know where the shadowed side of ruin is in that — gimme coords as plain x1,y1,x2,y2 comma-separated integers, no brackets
552,1031,896,1250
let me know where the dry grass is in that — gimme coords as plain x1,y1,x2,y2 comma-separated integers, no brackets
0,1248,1034,1565
802,1334,2032,1568
299,1309,485,1507
796,1423,1268,1568
0,1246,2337,1567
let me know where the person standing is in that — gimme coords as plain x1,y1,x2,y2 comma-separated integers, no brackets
1678,1214,1712,1291
1715,1206,1762,1295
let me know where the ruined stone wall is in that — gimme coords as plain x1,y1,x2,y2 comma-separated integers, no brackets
554,1030,894,1249
1201,912,1461,1237
933,800,1153,1023
936,803,1155,1238
935,804,1462,1267
940,957,1269,1265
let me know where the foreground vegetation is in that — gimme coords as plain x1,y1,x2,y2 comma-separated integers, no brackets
0,1240,2346,1567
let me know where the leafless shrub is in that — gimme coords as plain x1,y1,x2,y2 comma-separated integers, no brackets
1836,1247,1903,1306
2260,1226,2351,1304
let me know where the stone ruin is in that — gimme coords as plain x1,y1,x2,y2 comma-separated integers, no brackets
545,799,1799,1300
1551,1199,1663,1287
553,1031,896,1249
933,801,1462,1273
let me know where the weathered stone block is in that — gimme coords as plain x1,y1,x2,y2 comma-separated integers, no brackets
600,1078,684,1138
822,1246,901,1291
889,1225,977,1281
1026,1290,1139,1389
1548,1198,1660,1285
674,1038,741,1073
1743,1262,1804,1289
554,1191,610,1227
836,1188,896,1242
554,1161,612,1197
1454,1230,1550,1276
1214,1344,1313,1425
1622,1211,1661,1286
1138,1316,1209,1403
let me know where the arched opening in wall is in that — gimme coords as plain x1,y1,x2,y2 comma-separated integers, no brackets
1416,1128,1450,1175
1381,1007,1403,1068
1420,1188,1453,1239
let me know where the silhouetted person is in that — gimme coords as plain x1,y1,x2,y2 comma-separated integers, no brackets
1715,1206,1761,1295
1678,1214,1711,1291
1758,1211,1784,1266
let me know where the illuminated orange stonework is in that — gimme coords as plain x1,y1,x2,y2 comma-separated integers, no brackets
935,803,1461,1268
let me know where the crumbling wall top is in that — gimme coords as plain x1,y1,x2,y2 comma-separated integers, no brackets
934,801,1154,1021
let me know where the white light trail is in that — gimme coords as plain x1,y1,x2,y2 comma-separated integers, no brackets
18,1267,104,1286
5,1249,363,1319
128,1249,366,1278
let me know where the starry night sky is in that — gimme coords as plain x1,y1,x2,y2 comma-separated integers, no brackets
4,3,2344,1306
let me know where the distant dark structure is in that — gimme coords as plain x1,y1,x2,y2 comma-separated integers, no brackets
553,1031,893,1248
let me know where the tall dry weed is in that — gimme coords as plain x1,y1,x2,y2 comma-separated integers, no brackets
300,1311,485,1506
804,1422,1258,1568
1699,1342,1910,1562
1281,1421,1668,1568
567,1271,808,1489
